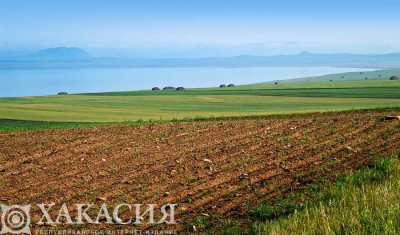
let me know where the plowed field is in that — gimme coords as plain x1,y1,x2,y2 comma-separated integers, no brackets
0,109,399,232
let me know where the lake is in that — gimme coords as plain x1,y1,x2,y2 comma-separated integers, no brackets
0,67,375,97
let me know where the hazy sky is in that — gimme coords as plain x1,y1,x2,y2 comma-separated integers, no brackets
1,0,400,56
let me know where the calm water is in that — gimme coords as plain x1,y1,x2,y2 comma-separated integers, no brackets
0,67,375,97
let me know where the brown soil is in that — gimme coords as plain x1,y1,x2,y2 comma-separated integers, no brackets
0,109,399,232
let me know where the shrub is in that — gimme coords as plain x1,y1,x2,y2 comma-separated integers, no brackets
163,86,175,90
389,76,400,80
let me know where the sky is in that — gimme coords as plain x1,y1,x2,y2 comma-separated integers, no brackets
1,0,400,57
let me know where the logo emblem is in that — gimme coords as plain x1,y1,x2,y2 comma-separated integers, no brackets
0,205,31,234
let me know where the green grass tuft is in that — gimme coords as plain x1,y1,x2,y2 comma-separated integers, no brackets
252,155,400,235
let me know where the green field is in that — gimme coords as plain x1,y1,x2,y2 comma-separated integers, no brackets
1,76,400,123
0,68,400,124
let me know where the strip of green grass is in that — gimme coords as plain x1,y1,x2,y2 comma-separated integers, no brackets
0,119,103,133
1,95,399,122
250,156,400,235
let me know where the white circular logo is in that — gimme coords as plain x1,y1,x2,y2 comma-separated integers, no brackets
0,205,31,234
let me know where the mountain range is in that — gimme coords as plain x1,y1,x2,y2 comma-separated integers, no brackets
29,47,90,60
0,47,400,69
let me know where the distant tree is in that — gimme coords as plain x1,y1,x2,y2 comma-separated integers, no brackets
390,76,400,80
176,87,185,91
227,84,235,87
163,86,175,90
364,77,368,80
274,82,279,85
219,84,226,88
152,87,160,91
329,79,333,82
57,92,68,95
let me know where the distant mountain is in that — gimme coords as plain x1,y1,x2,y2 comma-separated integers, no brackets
0,50,400,69
29,47,90,60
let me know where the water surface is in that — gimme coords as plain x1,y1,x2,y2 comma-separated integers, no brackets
0,67,375,97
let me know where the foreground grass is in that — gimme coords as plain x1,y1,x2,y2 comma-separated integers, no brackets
250,156,400,235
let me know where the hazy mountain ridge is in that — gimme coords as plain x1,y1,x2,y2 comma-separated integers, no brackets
29,47,90,60
0,48,400,69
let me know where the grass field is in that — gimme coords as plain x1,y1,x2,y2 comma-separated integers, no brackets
1,78,400,123
252,156,400,235
0,119,105,132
